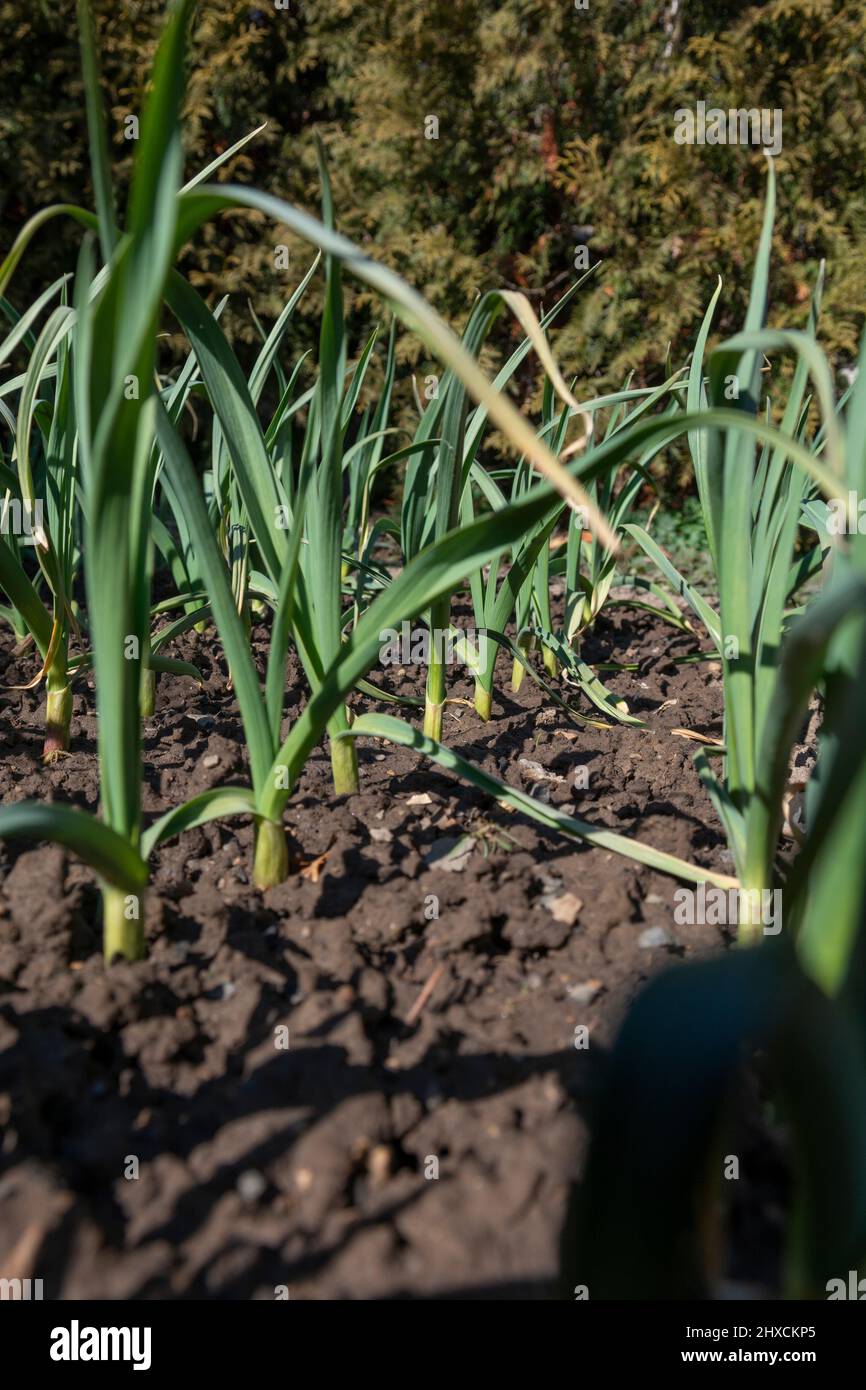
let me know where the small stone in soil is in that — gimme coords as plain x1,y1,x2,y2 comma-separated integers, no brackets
423,835,473,871
638,925,673,949
542,890,583,926
567,979,603,1006
518,757,564,783
367,1144,392,1186
237,1170,267,1203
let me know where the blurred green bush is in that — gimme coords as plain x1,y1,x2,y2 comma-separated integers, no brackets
2,0,864,405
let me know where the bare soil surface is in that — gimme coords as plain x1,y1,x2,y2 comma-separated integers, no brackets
0,606,785,1298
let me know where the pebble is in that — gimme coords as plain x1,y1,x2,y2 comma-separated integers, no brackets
203,754,220,769
237,1169,267,1203
518,757,564,783
638,925,673,949
567,979,603,1005
542,890,583,925
367,1144,392,1186
423,835,473,871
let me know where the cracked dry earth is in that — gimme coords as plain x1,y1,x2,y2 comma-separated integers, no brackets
0,604,784,1298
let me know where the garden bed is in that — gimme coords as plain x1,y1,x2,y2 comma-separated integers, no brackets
0,606,787,1298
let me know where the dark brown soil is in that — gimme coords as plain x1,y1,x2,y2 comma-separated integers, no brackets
0,604,774,1299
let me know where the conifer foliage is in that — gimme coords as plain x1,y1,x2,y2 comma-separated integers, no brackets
1,1,863,390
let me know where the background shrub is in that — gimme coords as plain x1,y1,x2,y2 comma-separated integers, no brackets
2,1,863,406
